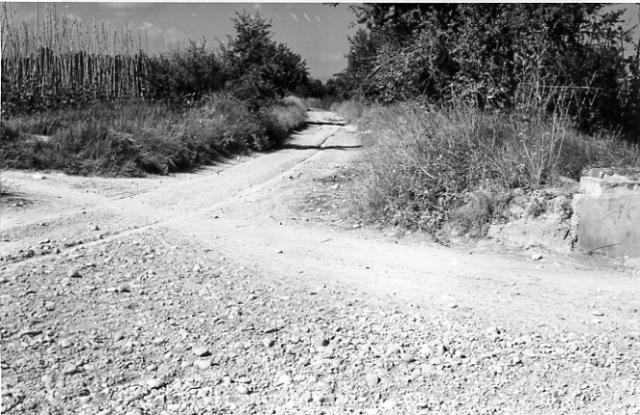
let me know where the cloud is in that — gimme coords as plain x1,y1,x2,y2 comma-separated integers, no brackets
63,12,83,22
138,21,185,51
164,27,185,45
289,13,299,23
303,13,311,23
314,15,321,23
310,52,344,62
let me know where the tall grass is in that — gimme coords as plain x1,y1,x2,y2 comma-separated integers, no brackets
350,90,640,233
1,94,309,176
1,4,148,114
260,96,307,146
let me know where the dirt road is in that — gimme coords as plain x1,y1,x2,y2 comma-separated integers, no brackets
2,111,640,414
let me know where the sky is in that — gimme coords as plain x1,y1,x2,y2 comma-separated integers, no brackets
5,3,357,81
4,3,640,81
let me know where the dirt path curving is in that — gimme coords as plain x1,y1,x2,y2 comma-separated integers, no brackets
2,110,640,414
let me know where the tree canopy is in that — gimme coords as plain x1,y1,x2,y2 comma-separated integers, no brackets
336,4,639,139
222,12,309,107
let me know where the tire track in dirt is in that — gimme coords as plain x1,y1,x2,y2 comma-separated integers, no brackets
1,121,342,268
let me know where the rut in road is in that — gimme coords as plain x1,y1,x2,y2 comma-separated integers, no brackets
0,122,342,268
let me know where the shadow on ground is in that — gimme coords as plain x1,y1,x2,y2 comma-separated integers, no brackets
283,144,362,150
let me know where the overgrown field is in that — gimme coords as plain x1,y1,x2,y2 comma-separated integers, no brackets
1,95,306,176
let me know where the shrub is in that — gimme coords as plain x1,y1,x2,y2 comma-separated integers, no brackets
260,98,307,147
350,101,640,234
338,4,639,142
282,95,308,111
146,41,225,103
0,92,311,176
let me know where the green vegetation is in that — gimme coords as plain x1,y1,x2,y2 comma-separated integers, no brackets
335,4,640,141
1,94,307,176
347,97,639,235
332,4,640,236
1,6,311,176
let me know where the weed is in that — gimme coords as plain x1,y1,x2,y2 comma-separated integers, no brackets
1,94,308,176
349,100,640,235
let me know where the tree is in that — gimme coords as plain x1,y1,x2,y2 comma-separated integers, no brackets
340,4,638,139
221,12,309,107
146,40,224,102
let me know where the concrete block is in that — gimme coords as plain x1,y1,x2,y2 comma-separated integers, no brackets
572,171,640,258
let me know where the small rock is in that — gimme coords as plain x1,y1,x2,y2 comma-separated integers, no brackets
92,225,100,231
192,347,211,357
262,337,275,348
317,337,330,347
385,344,402,357
193,359,212,370
146,377,168,389
58,338,72,348
511,354,523,366
401,352,416,363
365,372,380,387
486,326,501,336
530,252,543,261
62,363,80,375
592,310,605,317
116,284,131,293
236,385,250,395
67,269,82,278
314,393,336,405
41,374,54,388
44,302,56,311
33,173,46,180
276,373,293,386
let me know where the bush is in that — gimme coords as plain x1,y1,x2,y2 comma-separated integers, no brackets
350,101,640,234
0,93,311,176
338,4,639,142
146,41,225,103
260,98,307,147
282,95,308,111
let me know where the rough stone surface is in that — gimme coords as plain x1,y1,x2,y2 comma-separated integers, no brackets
2,116,639,414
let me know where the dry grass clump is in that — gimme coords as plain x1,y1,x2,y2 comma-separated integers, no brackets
282,95,308,111
350,101,640,234
260,98,307,147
